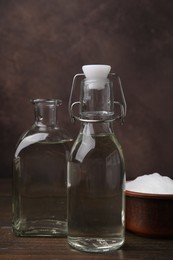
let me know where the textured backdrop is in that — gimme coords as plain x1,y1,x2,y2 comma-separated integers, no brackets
0,0,173,179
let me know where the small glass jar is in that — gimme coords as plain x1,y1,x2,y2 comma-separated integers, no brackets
12,99,73,236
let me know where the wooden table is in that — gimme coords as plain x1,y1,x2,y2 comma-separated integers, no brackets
0,179,172,260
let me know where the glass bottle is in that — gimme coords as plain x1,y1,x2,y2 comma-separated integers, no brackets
12,99,73,236
67,65,127,252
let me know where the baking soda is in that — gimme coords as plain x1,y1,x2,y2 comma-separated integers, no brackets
126,173,173,194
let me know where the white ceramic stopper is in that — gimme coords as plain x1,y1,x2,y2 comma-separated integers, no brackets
82,64,111,79
82,65,111,90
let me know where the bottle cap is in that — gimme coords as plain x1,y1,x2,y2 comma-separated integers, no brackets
82,64,111,79
82,65,111,90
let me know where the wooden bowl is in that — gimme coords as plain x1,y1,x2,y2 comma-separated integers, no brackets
125,190,173,237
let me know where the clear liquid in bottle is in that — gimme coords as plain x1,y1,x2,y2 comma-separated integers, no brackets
68,130,125,252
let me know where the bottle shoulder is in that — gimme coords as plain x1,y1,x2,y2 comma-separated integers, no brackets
14,126,73,157
70,133,124,163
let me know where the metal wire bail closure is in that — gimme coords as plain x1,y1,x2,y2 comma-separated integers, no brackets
68,73,127,124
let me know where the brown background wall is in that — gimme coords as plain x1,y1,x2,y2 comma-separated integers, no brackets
0,0,173,180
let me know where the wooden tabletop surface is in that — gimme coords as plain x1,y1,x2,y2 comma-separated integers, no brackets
0,179,172,260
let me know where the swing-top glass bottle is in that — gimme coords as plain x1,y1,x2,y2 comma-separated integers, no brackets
12,99,73,236
67,65,127,252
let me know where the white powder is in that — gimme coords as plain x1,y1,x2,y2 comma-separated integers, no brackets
126,173,173,194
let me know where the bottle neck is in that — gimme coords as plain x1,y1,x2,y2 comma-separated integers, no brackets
80,121,114,136
80,78,114,122
32,99,61,129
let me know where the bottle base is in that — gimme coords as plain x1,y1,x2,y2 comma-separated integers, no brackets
68,236,124,252
13,219,67,237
